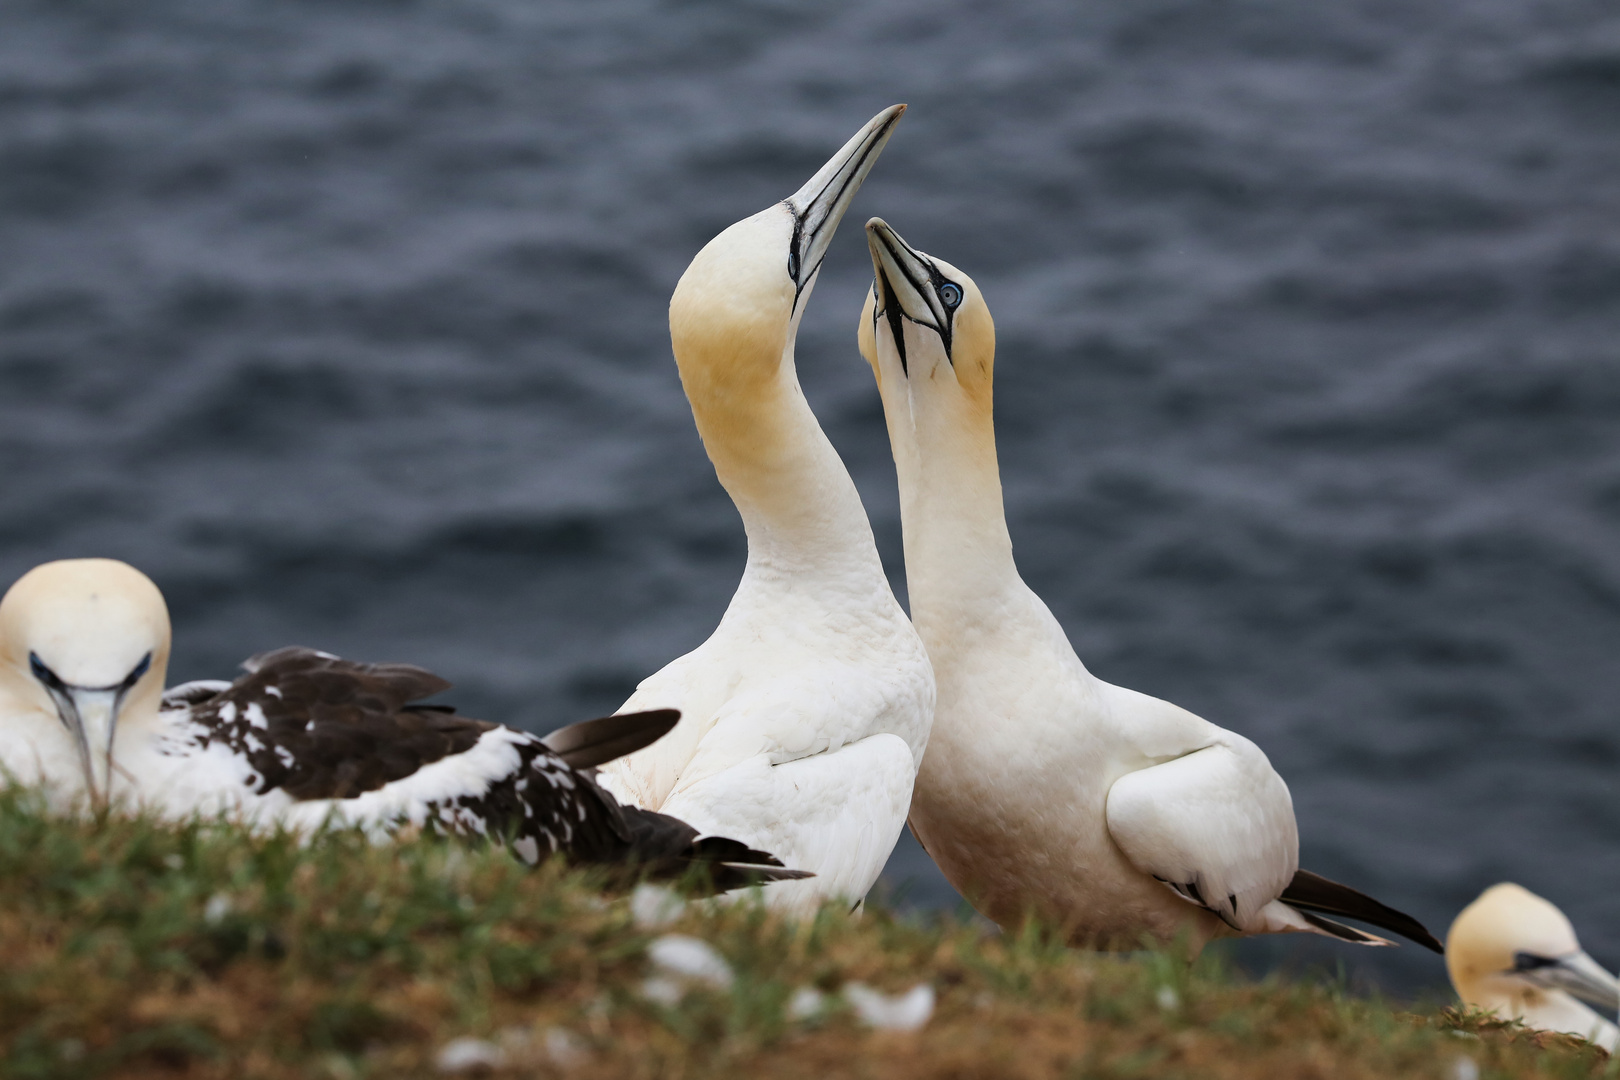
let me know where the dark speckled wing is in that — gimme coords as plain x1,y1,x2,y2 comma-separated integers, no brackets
174,646,810,894
184,645,480,799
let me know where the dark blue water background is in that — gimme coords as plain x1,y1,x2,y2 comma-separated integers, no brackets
3,0,1619,996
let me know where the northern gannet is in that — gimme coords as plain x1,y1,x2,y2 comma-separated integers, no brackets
857,218,1441,953
0,558,809,892
598,107,934,914
1448,883,1619,1048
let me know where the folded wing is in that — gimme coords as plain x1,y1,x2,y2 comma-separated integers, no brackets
1105,734,1299,932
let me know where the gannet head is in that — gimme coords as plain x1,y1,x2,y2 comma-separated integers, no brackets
858,217,995,410
0,559,171,806
1447,882,1619,1020
671,105,905,409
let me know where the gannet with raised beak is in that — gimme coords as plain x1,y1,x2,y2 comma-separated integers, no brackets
1448,883,1619,1048
857,218,1441,953
598,108,934,914
0,558,810,892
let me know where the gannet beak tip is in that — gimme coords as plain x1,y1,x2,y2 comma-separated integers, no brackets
782,106,907,296
865,217,889,280
863,217,942,342
786,105,905,210
867,103,907,133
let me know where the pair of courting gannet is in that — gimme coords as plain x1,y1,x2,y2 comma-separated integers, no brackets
599,106,935,915
857,218,1440,953
1448,883,1619,1049
0,558,809,893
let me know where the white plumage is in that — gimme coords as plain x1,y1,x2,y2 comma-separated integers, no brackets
598,107,934,914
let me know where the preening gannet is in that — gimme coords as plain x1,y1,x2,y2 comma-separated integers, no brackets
1448,883,1619,1049
0,558,809,892
597,107,934,914
857,218,1441,953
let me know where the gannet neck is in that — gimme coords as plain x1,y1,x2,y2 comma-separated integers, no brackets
858,231,1017,622
670,106,902,589
892,369,1018,619
0,559,172,802
675,246,881,583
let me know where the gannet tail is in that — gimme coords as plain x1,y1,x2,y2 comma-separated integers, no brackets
614,804,816,893
1280,869,1444,953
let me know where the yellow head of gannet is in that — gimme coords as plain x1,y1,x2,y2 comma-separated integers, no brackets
1448,883,1619,1047
0,559,171,805
859,216,995,400
671,106,905,496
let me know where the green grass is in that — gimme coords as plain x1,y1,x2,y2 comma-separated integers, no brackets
0,786,1610,1080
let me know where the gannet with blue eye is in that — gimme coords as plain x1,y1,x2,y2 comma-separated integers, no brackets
857,218,1441,953
1448,883,1619,1048
597,108,934,915
0,558,812,893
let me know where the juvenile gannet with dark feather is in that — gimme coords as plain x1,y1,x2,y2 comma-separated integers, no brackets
857,218,1440,953
597,107,934,914
0,558,807,892
1448,883,1618,1049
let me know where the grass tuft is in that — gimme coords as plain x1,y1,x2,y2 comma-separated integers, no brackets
0,786,1608,1079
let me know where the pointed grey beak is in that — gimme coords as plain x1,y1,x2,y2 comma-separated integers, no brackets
784,104,905,305
40,683,118,808
66,688,120,807
1515,950,1620,1011
866,217,954,370
32,649,149,808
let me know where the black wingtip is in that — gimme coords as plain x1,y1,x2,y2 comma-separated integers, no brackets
679,835,815,893
686,835,788,868
1283,869,1445,954
1295,910,1395,947
697,862,816,893
606,801,813,896
541,709,681,769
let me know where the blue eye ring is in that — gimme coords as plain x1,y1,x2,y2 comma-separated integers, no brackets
787,250,801,281
939,282,962,309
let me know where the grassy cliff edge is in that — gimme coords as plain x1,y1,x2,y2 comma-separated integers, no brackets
0,790,1608,1080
